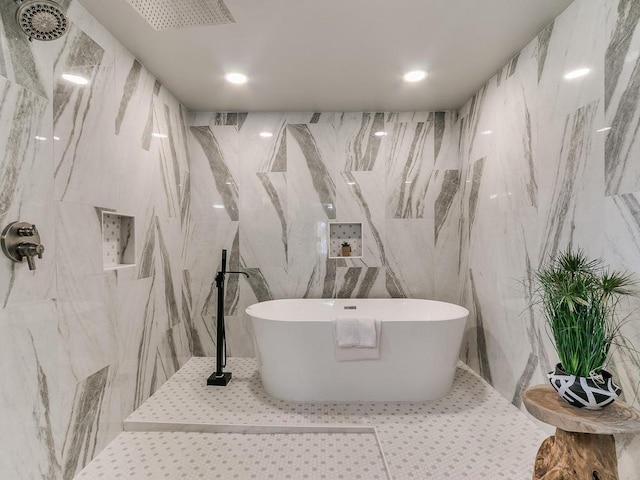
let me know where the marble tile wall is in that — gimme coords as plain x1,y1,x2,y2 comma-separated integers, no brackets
0,1,191,478
456,0,640,476
186,111,461,357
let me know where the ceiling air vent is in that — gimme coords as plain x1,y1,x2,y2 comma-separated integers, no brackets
126,0,235,30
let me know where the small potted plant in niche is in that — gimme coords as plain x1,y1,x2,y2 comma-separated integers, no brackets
341,241,351,257
533,248,637,409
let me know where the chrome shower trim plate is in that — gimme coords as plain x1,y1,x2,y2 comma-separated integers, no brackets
16,0,68,41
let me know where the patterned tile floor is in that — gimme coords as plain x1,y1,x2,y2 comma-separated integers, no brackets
76,431,388,480
79,357,547,479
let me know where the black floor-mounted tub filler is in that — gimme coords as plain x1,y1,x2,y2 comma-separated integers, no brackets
207,249,248,386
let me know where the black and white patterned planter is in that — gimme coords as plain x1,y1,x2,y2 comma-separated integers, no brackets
547,364,622,410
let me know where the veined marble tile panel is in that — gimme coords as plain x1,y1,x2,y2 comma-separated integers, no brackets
240,268,290,304
151,98,190,221
434,111,460,170
458,268,490,381
468,207,544,404
537,0,605,122
131,298,171,410
151,216,183,327
432,173,462,304
460,85,496,166
190,111,247,128
189,125,239,221
239,112,287,173
537,100,605,260
240,172,288,268
114,47,156,153
285,112,335,124
336,171,385,267
286,124,337,298
224,312,255,357
337,112,386,172
184,220,238,356
384,219,434,298
385,112,433,123
493,40,538,212
429,169,461,246
385,121,434,219
53,25,116,207
605,193,640,272
154,321,191,386
604,192,640,396
56,202,104,283
56,273,116,387
462,157,487,242
116,160,158,269
0,75,54,307
0,301,60,480
333,267,387,298
132,216,183,406
111,276,154,418
187,131,225,223
55,203,123,465
59,364,114,479
604,0,640,195
113,51,161,225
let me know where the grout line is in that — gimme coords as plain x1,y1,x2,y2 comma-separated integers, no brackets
124,420,375,434
372,427,395,480
124,419,395,478
123,420,393,477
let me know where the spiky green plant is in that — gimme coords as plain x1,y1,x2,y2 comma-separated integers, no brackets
534,248,636,377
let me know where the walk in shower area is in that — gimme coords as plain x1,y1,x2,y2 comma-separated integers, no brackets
1,0,640,479
76,358,545,479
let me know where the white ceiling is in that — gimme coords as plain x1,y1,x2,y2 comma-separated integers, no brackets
77,0,574,112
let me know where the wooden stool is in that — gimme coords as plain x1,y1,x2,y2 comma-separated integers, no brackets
523,385,640,480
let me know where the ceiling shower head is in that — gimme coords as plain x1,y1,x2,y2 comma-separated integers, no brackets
125,0,235,30
15,0,68,41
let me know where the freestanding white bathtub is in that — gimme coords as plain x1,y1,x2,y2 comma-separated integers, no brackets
246,298,469,402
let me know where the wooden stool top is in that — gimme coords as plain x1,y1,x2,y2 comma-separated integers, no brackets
523,385,640,435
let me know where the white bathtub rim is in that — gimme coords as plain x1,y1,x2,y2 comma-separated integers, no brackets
246,298,469,323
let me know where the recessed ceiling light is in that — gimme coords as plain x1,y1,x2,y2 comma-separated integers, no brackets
152,132,168,138
403,70,427,82
596,127,612,133
62,73,89,85
480,130,493,135
374,131,387,137
564,68,591,80
259,131,273,138
225,72,248,84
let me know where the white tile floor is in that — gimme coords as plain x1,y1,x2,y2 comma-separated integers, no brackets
76,431,389,480
78,357,547,479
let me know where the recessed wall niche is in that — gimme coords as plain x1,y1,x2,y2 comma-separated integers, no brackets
329,222,362,259
102,212,136,270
